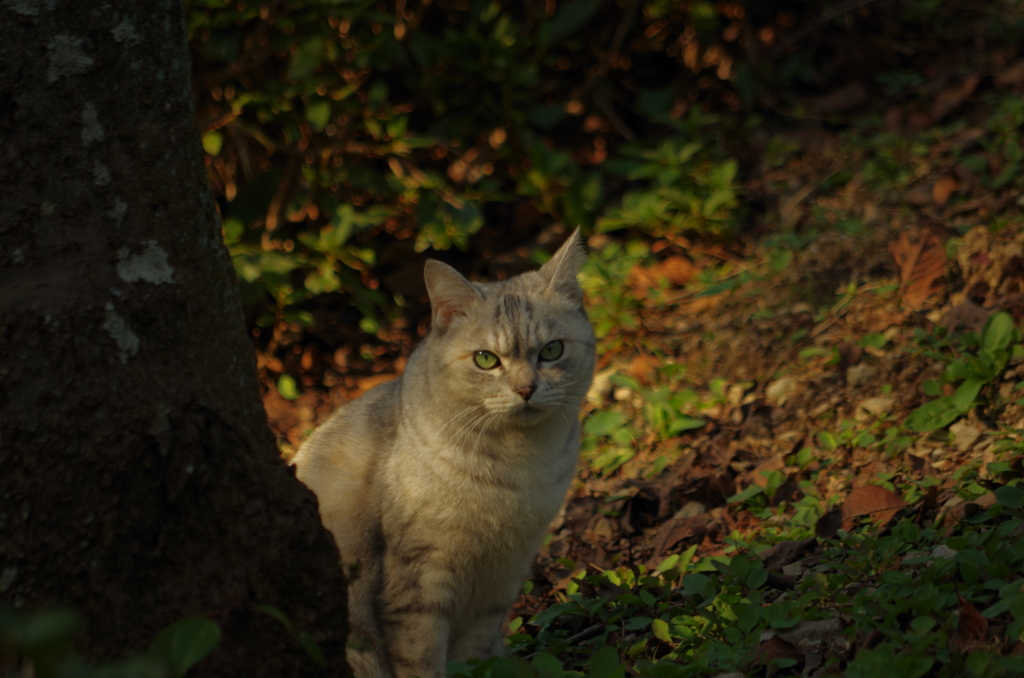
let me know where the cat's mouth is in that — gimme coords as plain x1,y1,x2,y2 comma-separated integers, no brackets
510,400,547,419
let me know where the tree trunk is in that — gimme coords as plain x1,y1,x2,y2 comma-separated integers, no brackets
0,2,349,675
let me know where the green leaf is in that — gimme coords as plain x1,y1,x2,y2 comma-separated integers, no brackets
584,410,626,437
201,131,223,156
668,416,704,434
277,374,299,400
254,604,294,633
147,618,220,678
305,100,331,131
910,616,935,633
677,543,699,573
298,632,326,667
906,381,980,433
359,317,379,335
983,311,1017,353
531,652,563,678
853,431,877,448
727,484,764,504
545,0,604,43
995,485,1024,509
708,159,738,189
950,378,983,412
702,188,735,218
651,618,672,643
858,333,888,350
816,431,839,450
526,105,565,131
288,38,325,80
635,87,673,119
589,646,624,678
609,373,641,390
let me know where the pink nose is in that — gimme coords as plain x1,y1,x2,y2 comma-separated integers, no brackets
514,385,535,400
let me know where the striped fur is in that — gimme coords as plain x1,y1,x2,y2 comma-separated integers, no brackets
293,231,596,678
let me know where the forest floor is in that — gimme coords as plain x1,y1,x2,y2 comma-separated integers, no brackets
257,97,1024,676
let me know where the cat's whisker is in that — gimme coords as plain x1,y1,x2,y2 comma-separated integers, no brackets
456,411,493,452
469,410,504,454
426,404,485,450
437,408,491,461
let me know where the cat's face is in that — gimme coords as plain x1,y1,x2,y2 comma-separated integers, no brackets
422,232,596,429
439,288,594,425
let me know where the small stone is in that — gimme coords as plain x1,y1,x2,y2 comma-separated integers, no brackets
1000,382,1017,399
782,562,805,577
930,545,958,560
585,365,617,405
777,618,844,649
949,420,981,452
846,364,876,387
855,395,895,422
766,376,800,406
673,501,707,519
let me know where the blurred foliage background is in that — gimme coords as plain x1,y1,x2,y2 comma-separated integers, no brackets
186,0,1024,389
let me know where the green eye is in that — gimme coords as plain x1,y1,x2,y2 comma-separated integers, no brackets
474,350,500,370
539,340,564,361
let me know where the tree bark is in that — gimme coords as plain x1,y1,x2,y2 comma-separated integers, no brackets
0,1,349,675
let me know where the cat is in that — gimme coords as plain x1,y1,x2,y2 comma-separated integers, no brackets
292,229,596,678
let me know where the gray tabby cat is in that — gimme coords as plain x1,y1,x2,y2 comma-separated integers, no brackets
292,230,596,678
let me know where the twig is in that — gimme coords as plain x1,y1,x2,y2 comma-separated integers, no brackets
774,0,886,55
594,91,636,141
524,624,603,659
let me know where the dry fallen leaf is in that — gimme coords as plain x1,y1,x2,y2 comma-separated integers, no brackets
356,373,397,392
841,485,906,531
931,75,980,123
629,256,698,298
625,353,662,385
805,82,868,114
742,455,787,489
952,594,989,651
756,633,803,669
996,60,1024,88
889,227,947,310
759,537,817,571
942,299,992,333
649,517,708,560
932,176,959,205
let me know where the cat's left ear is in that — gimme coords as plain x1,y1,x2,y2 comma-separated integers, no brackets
424,259,484,331
539,228,586,304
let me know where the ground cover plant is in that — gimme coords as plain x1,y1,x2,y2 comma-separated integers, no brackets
187,0,1024,675
9,1,1024,676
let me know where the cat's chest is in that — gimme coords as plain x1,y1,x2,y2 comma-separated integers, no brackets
388,427,576,538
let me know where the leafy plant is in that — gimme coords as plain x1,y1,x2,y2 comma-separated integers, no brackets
906,312,1021,432
0,609,220,678
597,136,742,237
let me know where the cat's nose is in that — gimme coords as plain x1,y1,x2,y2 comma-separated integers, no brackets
514,385,535,400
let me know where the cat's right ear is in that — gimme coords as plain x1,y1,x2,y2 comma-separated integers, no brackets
424,260,483,331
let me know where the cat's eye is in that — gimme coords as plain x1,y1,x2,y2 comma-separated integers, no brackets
539,340,564,361
474,350,500,370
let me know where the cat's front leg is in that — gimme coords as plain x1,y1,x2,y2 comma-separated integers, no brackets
379,559,456,678
450,605,508,662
